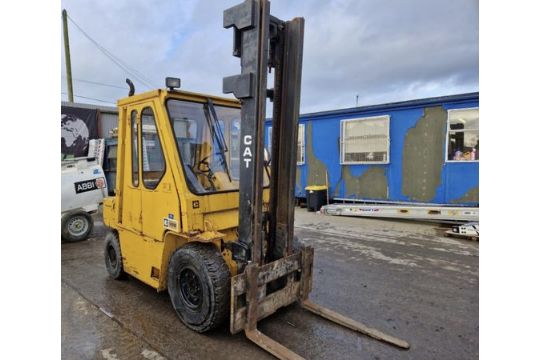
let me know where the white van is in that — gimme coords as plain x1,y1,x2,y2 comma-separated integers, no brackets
61,158,108,241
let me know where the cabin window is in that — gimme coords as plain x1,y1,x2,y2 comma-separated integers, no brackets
341,116,390,164
267,127,272,153
141,107,165,189
266,123,305,165
167,99,258,194
446,108,479,162
131,110,139,187
229,119,241,180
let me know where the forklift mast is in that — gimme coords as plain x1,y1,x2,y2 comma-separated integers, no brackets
223,2,409,359
223,0,303,266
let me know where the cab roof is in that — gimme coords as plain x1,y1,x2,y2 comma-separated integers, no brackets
117,88,241,108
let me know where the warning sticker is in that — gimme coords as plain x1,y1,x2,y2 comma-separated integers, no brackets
163,217,179,231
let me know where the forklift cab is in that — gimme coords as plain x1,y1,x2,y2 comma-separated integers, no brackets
102,87,272,289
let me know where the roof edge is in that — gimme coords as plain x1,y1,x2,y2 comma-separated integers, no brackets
299,92,479,120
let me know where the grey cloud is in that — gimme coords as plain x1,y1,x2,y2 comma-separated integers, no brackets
61,0,478,112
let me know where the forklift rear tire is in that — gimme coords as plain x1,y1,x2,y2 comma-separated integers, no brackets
167,243,230,333
104,231,127,280
61,211,93,242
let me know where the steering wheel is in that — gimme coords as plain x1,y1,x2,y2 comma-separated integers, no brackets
196,155,212,173
192,156,216,191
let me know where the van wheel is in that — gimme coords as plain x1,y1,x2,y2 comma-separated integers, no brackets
168,243,230,333
104,231,126,280
61,212,93,242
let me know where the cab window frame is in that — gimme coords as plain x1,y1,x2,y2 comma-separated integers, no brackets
131,110,139,187
140,106,167,190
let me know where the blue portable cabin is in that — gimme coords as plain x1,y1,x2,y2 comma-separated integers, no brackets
264,92,479,206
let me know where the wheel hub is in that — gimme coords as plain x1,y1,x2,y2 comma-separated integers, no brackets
179,268,203,309
107,246,118,268
67,216,88,236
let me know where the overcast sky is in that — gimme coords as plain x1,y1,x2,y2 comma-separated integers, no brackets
61,0,478,114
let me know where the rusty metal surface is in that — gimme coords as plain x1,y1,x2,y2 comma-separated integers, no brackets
302,299,409,349
62,212,478,359
232,278,300,334
232,252,302,295
245,264,260,331
245,329,304,360
268,16,305,260
231,252,304,334
223,0,270,265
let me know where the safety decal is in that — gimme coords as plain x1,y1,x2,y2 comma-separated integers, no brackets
163,217,179,231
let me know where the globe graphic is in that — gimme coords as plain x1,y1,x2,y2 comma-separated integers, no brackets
61,113,90,158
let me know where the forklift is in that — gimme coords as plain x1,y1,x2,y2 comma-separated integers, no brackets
102,1,409,358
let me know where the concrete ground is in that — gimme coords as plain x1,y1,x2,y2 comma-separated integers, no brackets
62,209,478,360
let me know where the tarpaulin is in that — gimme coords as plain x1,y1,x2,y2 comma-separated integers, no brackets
61,106,99,159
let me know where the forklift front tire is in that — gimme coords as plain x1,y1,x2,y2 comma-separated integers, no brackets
167,243,230,333
104,231,127,280
61,211,93,242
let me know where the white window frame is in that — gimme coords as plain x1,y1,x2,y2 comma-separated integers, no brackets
297,123,305,165
340,115,390,165
266,124,305,165
445,107,479,163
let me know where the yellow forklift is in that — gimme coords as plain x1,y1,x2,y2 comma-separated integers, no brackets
102,1,409,358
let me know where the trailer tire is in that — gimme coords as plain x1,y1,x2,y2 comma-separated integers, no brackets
61,211,93,242
167,243,230,333
104,231,126,280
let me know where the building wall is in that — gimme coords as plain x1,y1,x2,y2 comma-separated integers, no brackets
266,93,479,206
98,111,119,138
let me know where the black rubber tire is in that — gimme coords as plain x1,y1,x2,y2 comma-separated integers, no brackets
104,231,127,280
61,211,93,242
167,243,230,333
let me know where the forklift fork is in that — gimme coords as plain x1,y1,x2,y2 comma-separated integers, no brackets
230,247,409,359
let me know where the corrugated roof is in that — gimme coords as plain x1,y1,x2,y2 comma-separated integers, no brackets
62,101,118,114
